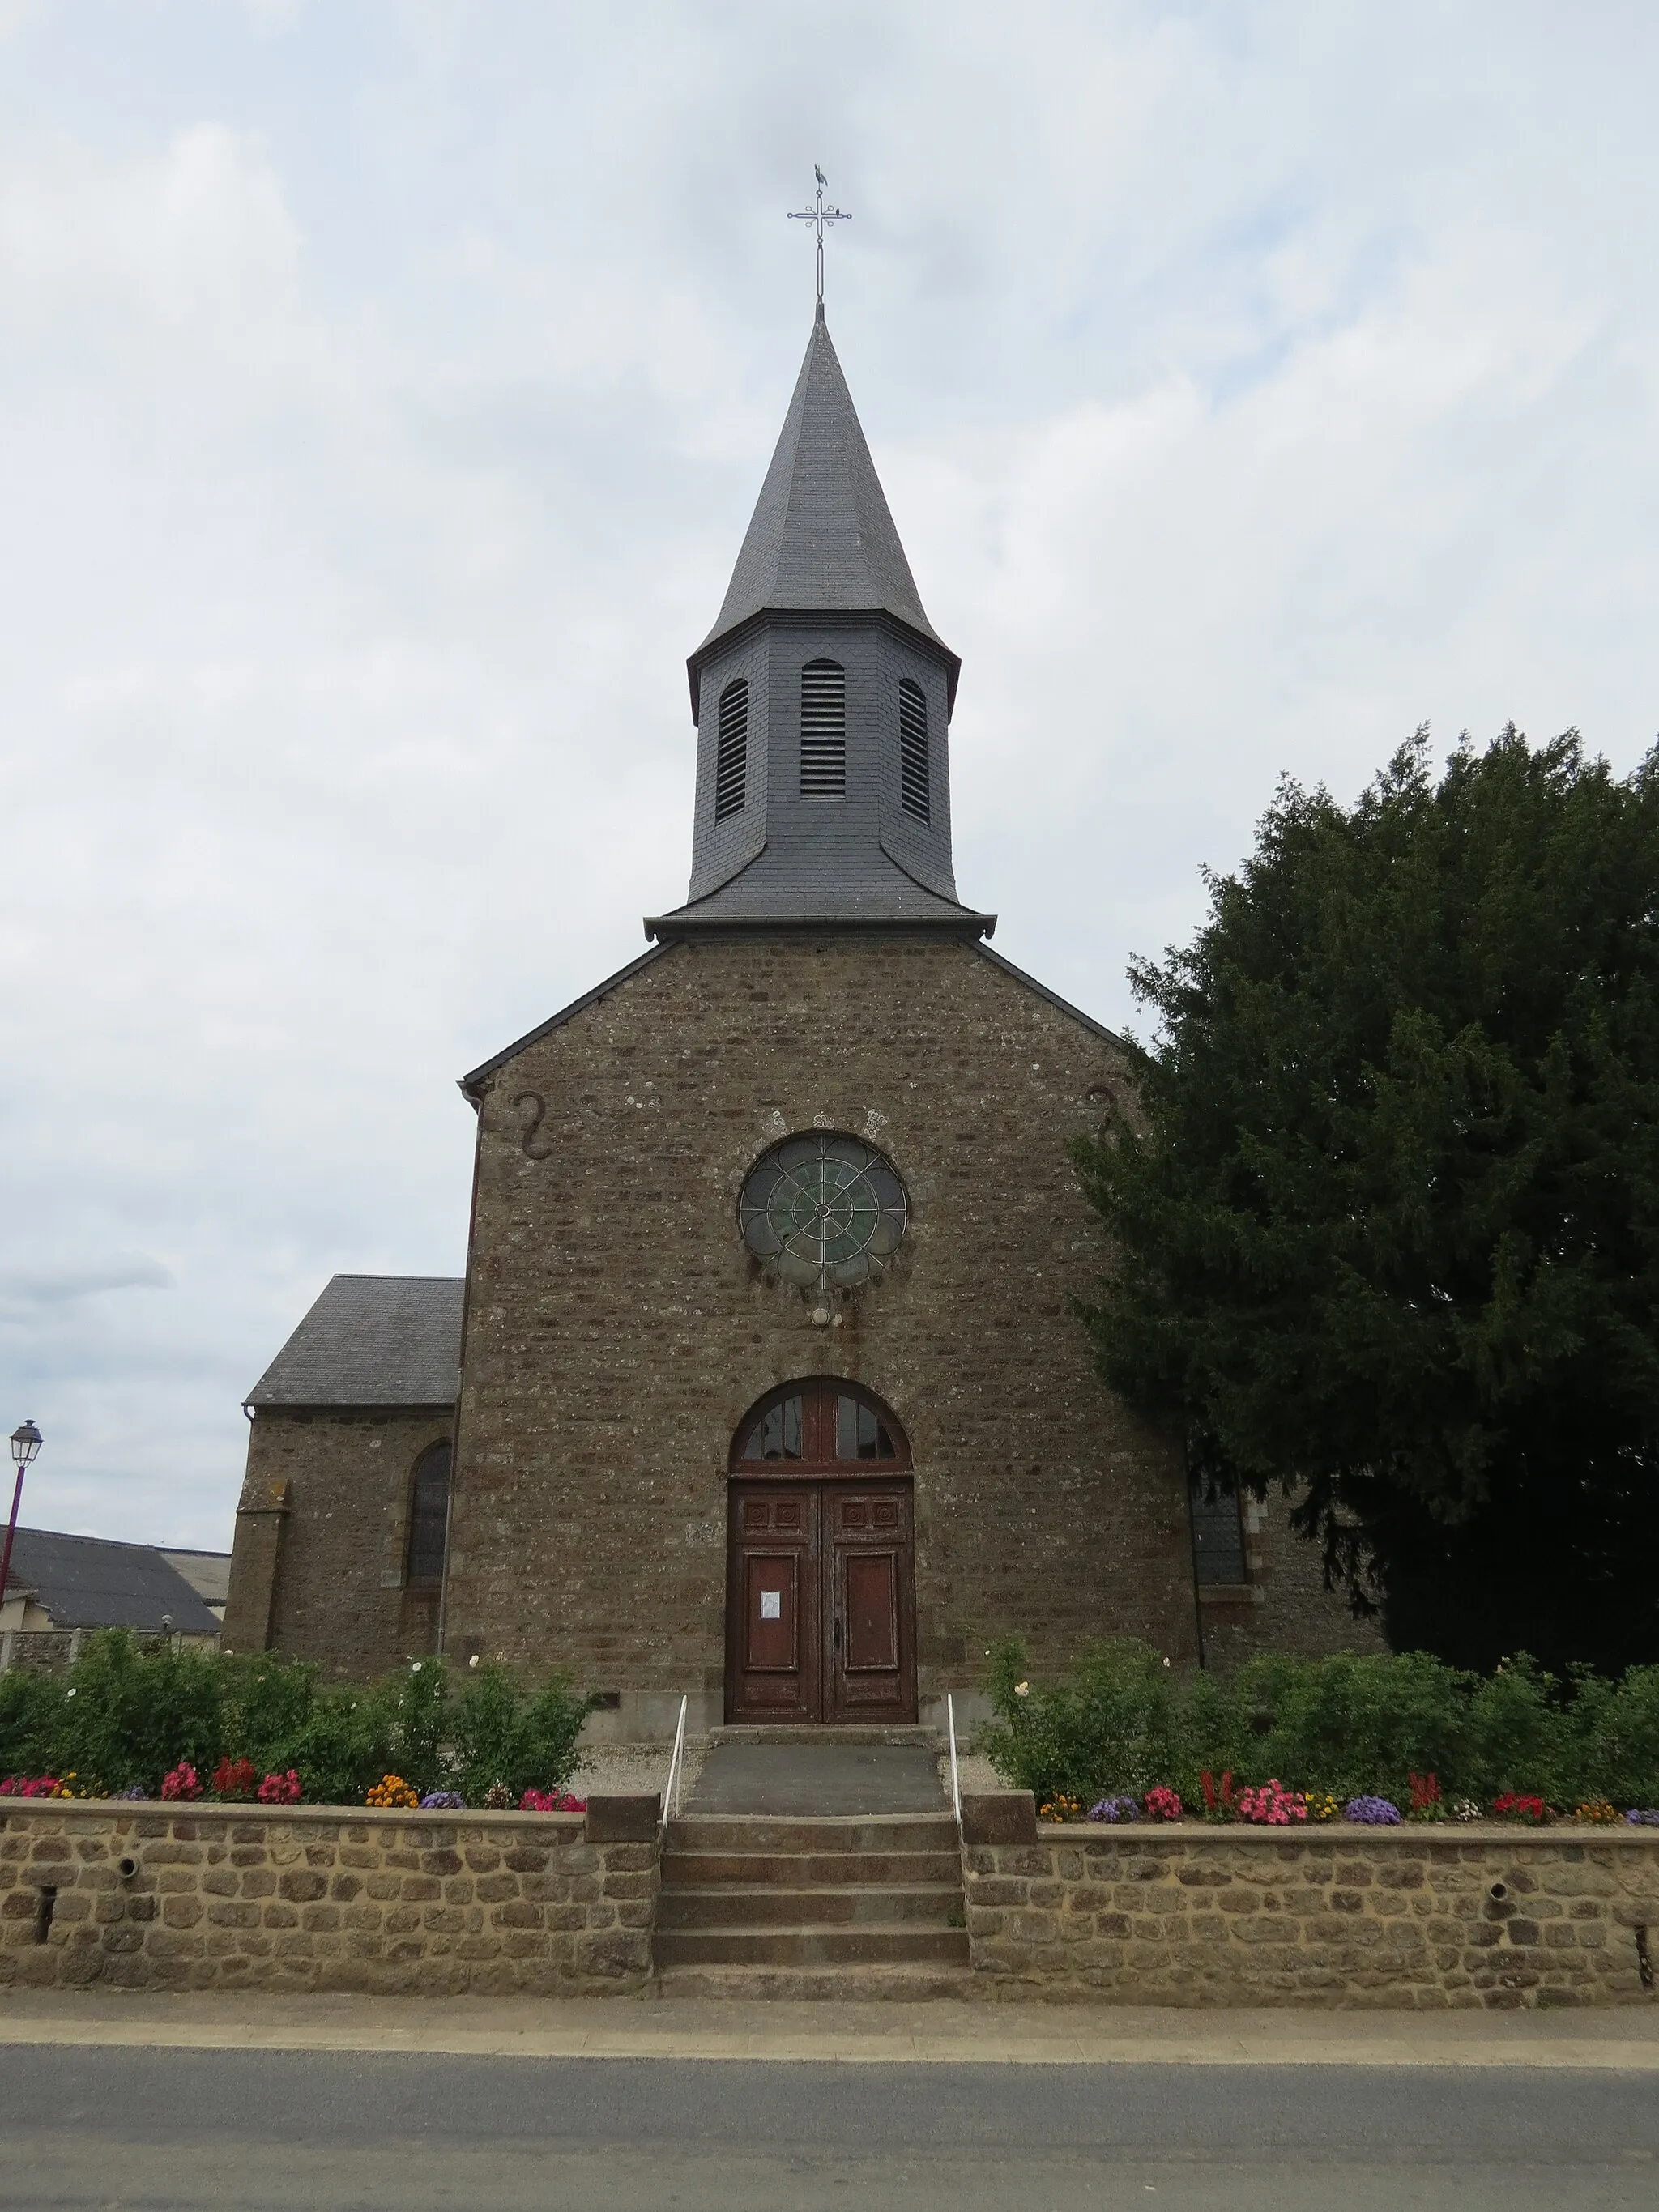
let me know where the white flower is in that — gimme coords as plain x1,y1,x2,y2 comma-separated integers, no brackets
468,1654,480,1669
66,1687,76,1698
411,1661,422,1673
1014,1681,1029,1698
1162,1657,1171,1669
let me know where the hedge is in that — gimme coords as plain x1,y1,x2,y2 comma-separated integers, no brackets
0,1634,594,1805
982,1639,1659,1810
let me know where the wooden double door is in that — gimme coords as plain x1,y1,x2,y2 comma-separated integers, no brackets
726,1480,917,1724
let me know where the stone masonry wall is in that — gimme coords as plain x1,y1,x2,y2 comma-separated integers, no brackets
0,1799,656,1996
227,1409,455,1677
1200,1486,1388,1669
962,1804,1659,2007
453,934,1363,1738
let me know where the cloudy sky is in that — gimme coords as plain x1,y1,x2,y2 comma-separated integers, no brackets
2,1,1654,1549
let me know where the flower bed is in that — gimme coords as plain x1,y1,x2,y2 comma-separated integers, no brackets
0,1634,595,1811
981,1639,1659,1822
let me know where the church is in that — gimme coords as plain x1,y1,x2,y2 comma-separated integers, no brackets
222,302,1370,1737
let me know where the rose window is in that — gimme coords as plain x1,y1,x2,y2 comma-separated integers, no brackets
738,1133,908,1294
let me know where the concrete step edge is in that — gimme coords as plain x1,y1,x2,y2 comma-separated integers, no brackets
653,1964,977,2001
661,1883,966,1899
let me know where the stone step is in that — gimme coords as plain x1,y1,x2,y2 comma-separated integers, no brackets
654,1962,978,2002
663,1849,964,1888
709,1724,942,1750
659,1882,966,1930
654,1923,972,1969
665,1814,959,1856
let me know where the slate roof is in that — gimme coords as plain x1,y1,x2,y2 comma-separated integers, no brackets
160,1549,232,1611
4,1528,223,1636
646,837,996,937
245,1275,463,1409
689,309,955,705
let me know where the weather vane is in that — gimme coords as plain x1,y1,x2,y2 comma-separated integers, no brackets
787,165,851,313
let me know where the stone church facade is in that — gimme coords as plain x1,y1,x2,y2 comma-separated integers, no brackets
224,309,1372,1733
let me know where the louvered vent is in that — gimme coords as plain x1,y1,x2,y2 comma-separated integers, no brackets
898,678,930,823
714,678,748,820
800,659,846,797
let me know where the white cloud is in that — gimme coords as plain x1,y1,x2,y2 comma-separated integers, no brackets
0,0,1654,1544
0,1255,175,1318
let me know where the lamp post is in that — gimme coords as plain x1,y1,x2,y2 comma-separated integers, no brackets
0,1420,42,1615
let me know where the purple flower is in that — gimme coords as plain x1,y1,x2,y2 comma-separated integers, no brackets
420,1790,466,1809
1343,1795,1402,1825
111,1784,148,1801
1625,1808,1659,1826
1086,1795,1140,1823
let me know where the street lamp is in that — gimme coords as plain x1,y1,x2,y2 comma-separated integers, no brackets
0,1420,42,1615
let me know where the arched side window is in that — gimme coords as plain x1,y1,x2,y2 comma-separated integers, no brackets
898,678,930,823
714,678,748,820
731,1379,910,1471
800,659,846,797
405,1443,451,1587
1190,1476,1247,1586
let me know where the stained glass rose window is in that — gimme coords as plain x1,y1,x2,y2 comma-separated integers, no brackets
739,1133,908,1293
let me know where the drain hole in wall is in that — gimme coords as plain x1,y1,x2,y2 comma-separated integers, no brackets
117,1856,139,1881
1488,1881,1508,1903
33,1886,57,1944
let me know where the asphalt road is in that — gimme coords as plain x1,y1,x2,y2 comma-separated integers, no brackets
1,2046,1654,2211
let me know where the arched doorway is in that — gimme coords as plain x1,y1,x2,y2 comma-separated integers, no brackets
726,1379,917,1725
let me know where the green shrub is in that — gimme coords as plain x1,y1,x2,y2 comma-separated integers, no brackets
63,1634,226,1792
0,1665,62,1780
0,1636,599,1805
982,1637,1187,1801
450,1664,595,1804
259,1682,393,1808
982,1639,1659,1808
1560,1666,1659,1807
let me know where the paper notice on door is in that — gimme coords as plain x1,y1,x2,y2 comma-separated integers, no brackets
759,1590,782,1619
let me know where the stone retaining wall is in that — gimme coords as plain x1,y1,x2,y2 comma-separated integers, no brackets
960,1796,1659,2007
0,1796,659,1996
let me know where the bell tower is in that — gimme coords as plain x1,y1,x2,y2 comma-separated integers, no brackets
647,312,992,941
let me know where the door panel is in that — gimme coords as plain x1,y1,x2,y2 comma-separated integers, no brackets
727,1479,915,1724
824,1483,916,1724
726,1488,818,1722
741,1552,800,1671
842,1552,899,1671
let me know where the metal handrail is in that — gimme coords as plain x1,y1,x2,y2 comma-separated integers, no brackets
659,1694,689,1835
947,1691,962,1828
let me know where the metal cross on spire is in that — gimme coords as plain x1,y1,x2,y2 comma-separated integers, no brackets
787,164,851,315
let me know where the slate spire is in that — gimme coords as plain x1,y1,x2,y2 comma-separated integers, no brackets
649,315,991,942
693,309,953,687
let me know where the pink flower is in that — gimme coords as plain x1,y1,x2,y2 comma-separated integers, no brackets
1235,1779,1307,1826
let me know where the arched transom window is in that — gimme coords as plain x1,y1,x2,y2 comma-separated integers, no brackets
732,1379,911,1472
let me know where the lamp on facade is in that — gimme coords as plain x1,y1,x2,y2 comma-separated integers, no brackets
1,1420,42,1615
